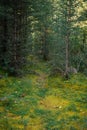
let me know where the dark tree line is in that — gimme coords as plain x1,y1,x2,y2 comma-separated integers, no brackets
0,0,87,77
0,0,29,76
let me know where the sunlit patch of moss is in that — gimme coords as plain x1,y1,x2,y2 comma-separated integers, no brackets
39,95,69,110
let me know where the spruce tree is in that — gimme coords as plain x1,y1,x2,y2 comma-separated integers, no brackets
0,0,29,76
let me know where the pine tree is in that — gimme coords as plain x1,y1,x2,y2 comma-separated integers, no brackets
28,0,53,61
50,0,78,77
0,0,29,76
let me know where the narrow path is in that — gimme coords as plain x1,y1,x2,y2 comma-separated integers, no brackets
31,62,49,88
36,72,48,88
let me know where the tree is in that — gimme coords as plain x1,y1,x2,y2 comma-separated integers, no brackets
28,0,53,61
50,0,79,77
0,0,29,76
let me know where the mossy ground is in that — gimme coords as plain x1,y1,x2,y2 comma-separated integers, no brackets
0,61,87,130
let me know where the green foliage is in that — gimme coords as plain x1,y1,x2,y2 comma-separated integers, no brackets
37,88,48,98
70,126,77,130
0,62,87,130
0,0,29,76
66,104,78,112
0,0,87,76
34,108,51,117
0,0,87,129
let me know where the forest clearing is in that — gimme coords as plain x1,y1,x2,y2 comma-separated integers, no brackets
0,61,87,130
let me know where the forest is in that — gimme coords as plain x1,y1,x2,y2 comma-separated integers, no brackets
0,0,87,130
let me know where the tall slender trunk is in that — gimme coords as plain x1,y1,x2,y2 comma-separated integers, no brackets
65,35,69,77
42,26,49,61
65,0,71,78
2,0,8,66
12,2,17,71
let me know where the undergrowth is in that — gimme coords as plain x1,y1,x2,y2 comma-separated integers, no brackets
0,62,87,130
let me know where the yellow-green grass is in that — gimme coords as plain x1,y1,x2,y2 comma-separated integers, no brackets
0,63,87,130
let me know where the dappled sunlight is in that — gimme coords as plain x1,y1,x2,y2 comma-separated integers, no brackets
0,62,87,130
39,95,69,110
0,0,87,129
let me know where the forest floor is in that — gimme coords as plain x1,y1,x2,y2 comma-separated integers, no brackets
0,61,87,130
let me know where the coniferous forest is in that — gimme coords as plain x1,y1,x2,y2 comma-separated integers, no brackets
0,0,87,130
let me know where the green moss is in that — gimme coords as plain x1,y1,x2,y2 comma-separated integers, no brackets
0,62,87,130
